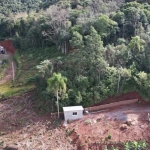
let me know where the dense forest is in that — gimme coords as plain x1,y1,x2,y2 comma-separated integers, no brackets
0,0,150,112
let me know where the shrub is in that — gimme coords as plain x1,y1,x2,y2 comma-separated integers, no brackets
33,90,53,114
124,140,147,150
66,129,74,136
85,139,88,143
34,75,47,92
108,134,112,140
85,119,92,125
25,76,35,84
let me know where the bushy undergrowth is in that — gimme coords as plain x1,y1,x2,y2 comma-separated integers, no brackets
14,52,22,82
103,140,147,150
124,140,147,150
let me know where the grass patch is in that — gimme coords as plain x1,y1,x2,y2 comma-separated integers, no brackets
0,81,34,99
14,52,22,81
15,46,61,85
0,46,62,98
0,60,9,80
0,67,6,80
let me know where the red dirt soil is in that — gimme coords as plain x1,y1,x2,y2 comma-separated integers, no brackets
68,103,150,150
0,40,16,54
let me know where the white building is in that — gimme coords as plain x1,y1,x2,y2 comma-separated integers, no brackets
63,106,84,122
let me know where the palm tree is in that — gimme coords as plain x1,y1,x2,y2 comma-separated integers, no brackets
128,36,145,64
128,36,145,52
47,73,67,118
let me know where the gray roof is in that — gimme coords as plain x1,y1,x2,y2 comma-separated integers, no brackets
63,106,84,112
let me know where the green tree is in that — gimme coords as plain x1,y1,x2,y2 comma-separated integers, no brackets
47,73,67,118
70,31,84,50
36,60,53,78
94,14,118,38
128,36,145,52
84,26,108,85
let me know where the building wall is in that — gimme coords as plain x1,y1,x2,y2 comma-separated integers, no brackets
64,110,83,121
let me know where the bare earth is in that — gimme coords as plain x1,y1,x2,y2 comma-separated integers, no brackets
68,104,150,149
0,93,150,150
0,93,74,150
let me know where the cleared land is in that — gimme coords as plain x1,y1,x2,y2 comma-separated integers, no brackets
68,103,150,149
0,93,150,149
0,92,74,150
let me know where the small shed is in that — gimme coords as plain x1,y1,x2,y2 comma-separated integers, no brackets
63,106,84,122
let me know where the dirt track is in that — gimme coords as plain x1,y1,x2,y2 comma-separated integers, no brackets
0,40,16,85
0,60,16,85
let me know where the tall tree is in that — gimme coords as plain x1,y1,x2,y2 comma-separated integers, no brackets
84,26,108,85
128,36,145,52
42,5,71,54
47,73,67,118
94,14,118,38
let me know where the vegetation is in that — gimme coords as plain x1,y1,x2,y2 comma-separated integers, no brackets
107,134,112,140
124,140,147,150
104,140,147,150
47,73,67,118
0,0,150,149
0,0,150,111
0,82,33,99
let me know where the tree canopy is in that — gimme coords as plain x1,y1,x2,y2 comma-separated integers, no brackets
1,0,150,113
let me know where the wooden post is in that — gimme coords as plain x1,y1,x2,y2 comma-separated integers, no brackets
12,62,15,83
